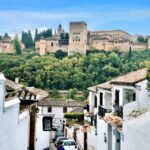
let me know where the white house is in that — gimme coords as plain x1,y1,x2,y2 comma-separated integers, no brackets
88,68,150,150
0,73,29,150
5,78,49,150
36,98,85,149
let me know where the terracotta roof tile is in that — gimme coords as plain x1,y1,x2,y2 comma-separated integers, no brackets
97,82,112,90
38,98,85,107
6,79,24,90
88,82,112,92
111,68,147,85
88,68,147,91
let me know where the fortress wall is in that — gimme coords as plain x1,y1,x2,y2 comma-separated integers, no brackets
91,40,130,52
131,43,147,51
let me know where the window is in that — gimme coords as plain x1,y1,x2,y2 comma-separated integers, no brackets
63,107,67,113
100,93,103,106
133,93,136,101
43,116,52,131
51,42,53,47
115,90,120,105
94,96,97,108
48,107,52,113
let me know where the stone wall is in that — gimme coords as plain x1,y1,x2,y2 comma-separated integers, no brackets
131,42,147,51
0,41,14,53
36,38,68,55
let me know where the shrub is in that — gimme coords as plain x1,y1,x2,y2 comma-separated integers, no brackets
64,113,84,121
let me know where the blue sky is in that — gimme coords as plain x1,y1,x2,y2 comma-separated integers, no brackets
0,0,150,36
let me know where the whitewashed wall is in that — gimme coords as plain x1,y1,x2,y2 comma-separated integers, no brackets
35,115,50,150
76,127,84,150
0,99,29,150
97,119,109,150
87,126,97,150
121,112,150,150
89,91,95,113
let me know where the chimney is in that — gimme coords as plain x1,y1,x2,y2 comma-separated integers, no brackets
0,73,6,115
15,77,19,84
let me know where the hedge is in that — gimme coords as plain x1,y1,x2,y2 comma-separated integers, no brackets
64,113,84,121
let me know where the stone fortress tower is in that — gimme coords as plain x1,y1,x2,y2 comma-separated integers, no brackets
69,21,88,54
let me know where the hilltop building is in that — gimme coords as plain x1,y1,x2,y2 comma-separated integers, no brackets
0,37,14,53
35,21,150,55
0,36,25,54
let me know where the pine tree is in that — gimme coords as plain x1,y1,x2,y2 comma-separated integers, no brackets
128,46,132,60
4,33,9,38
34,29,38,42
28,30,33,48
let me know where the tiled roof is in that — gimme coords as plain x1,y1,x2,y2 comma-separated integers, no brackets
6,79,23,90
25,87,49,100
87,85,97,92
38,98,85,107
88,68,147,92
111,68,147,85
88,82,112,92
97,82,112,90
5,79,48,101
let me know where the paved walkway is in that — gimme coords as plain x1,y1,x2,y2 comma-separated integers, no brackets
50,143,57,150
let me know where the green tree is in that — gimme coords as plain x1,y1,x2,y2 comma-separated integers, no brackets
45,29,52,38
67,88,78,99
55,50,67,59
128,46,132,60
13,35,22,55
34,29,38,42
21,30,34,48
137,35,147,43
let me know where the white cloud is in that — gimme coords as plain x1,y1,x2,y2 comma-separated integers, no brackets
0,8,150,35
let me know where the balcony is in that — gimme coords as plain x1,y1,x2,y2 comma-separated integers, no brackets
98,106,111,118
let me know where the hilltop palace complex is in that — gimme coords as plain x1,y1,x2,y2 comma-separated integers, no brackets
1,21,150,55
35,21,150,55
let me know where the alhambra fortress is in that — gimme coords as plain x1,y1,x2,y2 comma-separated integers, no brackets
1,21,150,55
35,21,150,55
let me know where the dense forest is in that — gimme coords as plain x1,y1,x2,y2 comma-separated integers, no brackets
0,50,150,93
